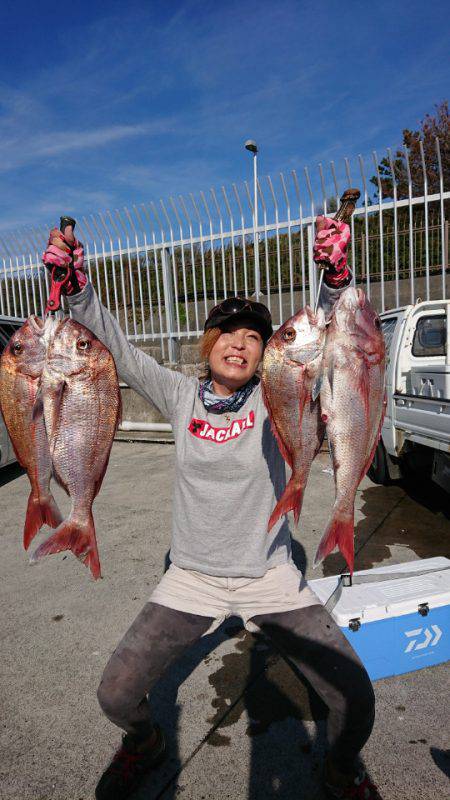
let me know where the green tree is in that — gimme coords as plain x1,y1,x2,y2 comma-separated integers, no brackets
370,101,449,199
316,196,338,215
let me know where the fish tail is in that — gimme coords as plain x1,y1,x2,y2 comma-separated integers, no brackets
267,475,305,532
23,492,64,550
314,511,355,574
31,514,101,580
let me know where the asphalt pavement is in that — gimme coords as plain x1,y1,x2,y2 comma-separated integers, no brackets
1,443,449,800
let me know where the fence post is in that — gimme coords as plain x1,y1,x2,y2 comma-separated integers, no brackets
361,233,366,279
251,147,261,300
161,247,179,364
307,223,316,308
445,220,449,281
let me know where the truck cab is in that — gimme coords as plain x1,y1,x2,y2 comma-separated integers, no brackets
369,300,450,492
0,316,25,467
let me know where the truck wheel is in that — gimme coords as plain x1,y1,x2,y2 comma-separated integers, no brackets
367,441,390,485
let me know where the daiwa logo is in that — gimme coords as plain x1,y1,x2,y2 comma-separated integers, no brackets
404,626,442,653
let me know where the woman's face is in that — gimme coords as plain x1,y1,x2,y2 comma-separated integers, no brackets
208,320,264,392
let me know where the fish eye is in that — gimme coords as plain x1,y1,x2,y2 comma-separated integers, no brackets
12,341,22,354
282,327,296,342
76,338,91,351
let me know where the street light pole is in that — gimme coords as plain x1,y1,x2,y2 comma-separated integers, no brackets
245,139,260,300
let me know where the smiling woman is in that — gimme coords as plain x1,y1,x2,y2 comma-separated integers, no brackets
42,221,380,800
199,299,270,390
204,323,263,392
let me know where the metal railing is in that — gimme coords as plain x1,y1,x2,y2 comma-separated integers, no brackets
0,138,448,362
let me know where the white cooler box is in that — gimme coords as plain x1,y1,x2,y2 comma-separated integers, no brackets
309,557,450,681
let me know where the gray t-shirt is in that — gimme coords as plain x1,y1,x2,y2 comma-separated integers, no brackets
68,281,341,578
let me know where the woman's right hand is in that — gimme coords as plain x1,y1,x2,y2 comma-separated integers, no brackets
43,228,87,295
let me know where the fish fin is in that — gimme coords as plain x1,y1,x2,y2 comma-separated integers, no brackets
269,419,293,470
268,475,305,532
317,416,326,450
358,394,388,484
48,380,67,437
93,396,122,499
31,387,44,422
52,471,70,495
355,361,370,424
90,390,121,499
297,381,307,423
50,462,70,495
325,361,334,394
23,492,64,550
313,512,354,574
261,383,293,469
93,455,111,499
315,306,326,328
311,374,322,403
116,390,122,431
327,437,338,474
31,514,101,580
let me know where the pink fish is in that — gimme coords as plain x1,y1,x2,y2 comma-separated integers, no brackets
32,319,121,579
262,307,326,530
315,287,386,573
0,317,63,548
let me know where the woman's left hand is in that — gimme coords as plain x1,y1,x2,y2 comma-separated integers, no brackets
313,216,351,287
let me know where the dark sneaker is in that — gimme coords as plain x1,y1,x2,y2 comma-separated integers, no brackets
95,725,166,800
324,770,382,799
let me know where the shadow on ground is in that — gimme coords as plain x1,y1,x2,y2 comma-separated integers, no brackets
430,747,450,779
0,461,25,487
132,539,378,800
400,476,450,521
321,479,450,578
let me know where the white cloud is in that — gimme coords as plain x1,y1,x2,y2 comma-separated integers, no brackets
0,119,175,173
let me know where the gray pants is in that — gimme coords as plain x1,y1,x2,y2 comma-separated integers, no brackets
97,602,375,774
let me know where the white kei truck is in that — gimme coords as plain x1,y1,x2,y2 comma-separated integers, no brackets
369,298,450,493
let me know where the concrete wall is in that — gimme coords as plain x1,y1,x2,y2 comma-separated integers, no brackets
120,342,204,424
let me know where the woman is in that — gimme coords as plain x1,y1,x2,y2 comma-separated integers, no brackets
44,219,380,800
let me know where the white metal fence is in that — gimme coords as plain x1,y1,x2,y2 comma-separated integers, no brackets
0,139,448,362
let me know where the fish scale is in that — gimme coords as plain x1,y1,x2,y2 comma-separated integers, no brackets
262,306,326,531
32,318,121,579
315,287,386,573
1,315,120,579
0,317,63,548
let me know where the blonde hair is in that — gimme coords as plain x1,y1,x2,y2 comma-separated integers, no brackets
199,327,221,380
200,327,222,360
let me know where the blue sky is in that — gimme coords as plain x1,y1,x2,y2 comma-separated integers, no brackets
0,0,448,233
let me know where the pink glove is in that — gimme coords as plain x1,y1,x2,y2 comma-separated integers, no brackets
43,229,87,295
313,216,351,288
